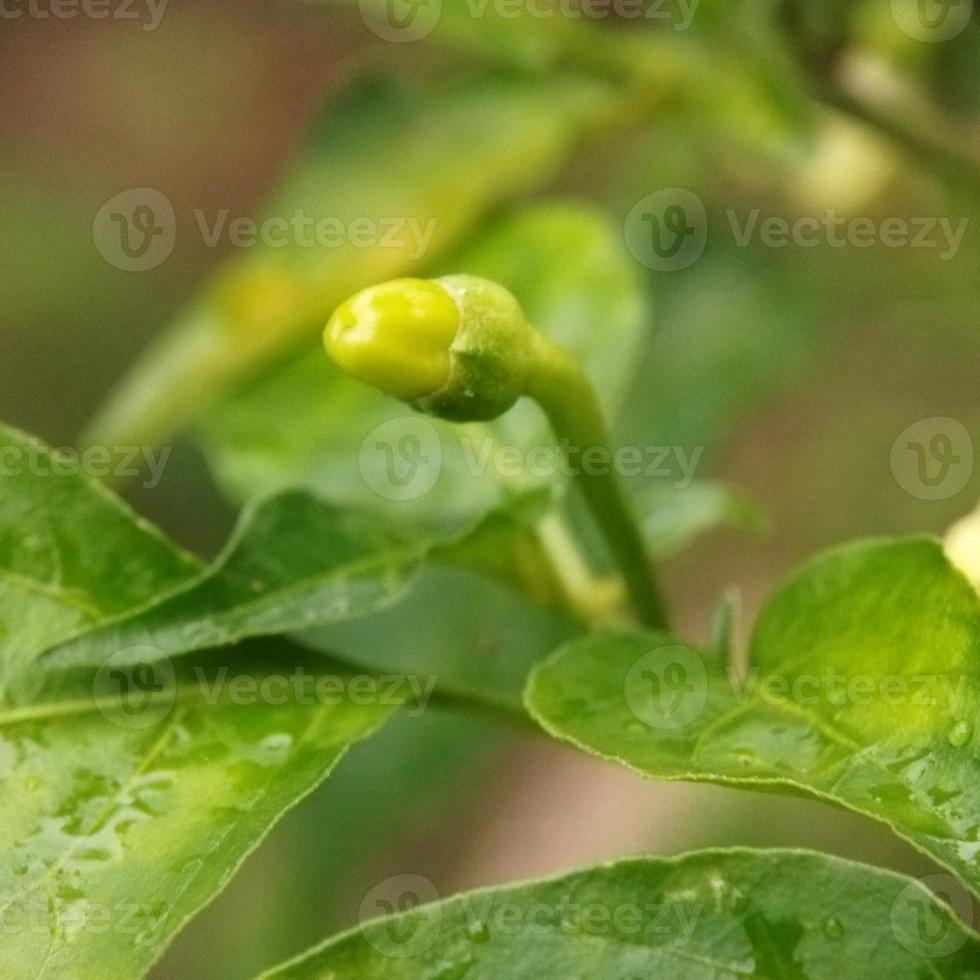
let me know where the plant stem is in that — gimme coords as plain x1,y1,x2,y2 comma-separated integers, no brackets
522,332,669,631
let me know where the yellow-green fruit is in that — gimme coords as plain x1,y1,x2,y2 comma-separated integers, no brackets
326,274,534,422
324,278,460,400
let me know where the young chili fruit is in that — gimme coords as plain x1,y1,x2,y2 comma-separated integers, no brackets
325,275,534,422
324,274,669,630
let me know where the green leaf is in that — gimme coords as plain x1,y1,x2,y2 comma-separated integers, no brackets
197,202,647,533
0,426,396,976
684,0,815,150
636,480,765,559
258,849,980,978
40,490,427,675
0,424,199,701
85,74,612,451
40,485,579,713
0,661,391,980
200,711,512,979
299,561,577,715
527,536,980,898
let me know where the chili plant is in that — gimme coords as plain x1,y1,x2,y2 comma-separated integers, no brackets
5,3,980,979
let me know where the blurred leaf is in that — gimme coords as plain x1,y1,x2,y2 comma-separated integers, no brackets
637,480,765,559
615,245,833,463
85,74,613,451
0,424,199,701
684,0,815,153
229,710,510,978
40,491,427,675
301,561,578,714
196,202,648,533
259,849,980,977
527,537,980,898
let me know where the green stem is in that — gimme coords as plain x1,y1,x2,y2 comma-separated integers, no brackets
523,331,669,631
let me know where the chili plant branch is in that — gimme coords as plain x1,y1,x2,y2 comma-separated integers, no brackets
324,275,668,631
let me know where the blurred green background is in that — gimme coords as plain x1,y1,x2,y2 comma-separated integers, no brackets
3,2,980,976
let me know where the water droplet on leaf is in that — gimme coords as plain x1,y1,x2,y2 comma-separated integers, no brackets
948,721,972,747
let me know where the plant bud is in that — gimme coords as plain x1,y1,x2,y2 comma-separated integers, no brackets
325,275,534,422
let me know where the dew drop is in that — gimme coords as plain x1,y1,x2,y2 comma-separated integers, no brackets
625,720,647,737
823,917,843,939
948,721,973,747
466,919,490,943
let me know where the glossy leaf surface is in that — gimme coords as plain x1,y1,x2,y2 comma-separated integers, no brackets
528,537,980,897
261,849,980,978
